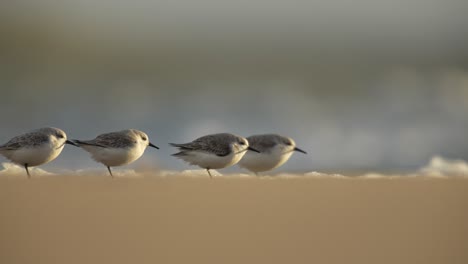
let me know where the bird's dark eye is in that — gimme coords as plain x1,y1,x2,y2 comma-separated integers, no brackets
239,141,245,145
57,134,64,139
285,141,292,146
141,136,147,141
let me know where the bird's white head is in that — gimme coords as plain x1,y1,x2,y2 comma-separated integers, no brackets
232,136,249,152
129,129,159,150
232,135,260,154
40,127,69,149
278,136,307,154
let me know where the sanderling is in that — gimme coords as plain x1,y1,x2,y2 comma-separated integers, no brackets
0,127,76,178
70,129,159,177
238,134,307,174
170,133,260,178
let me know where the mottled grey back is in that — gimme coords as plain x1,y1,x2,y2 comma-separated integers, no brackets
0,127,63,150
80,130,137,148
247,134,291,152
170,133,240,157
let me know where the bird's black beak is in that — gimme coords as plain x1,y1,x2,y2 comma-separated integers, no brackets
65,140,79,147
149,142,160,149
294,147,307,154
248,146,260,153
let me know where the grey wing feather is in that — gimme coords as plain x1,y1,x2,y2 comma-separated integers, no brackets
0,133,49,150
0,141,21,150
81,132,136,148
72,140,107,148
247,135,278,152
170,134,232,157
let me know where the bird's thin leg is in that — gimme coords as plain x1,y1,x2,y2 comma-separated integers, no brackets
207,169,212,179
107,166,114,178
24,164,30,179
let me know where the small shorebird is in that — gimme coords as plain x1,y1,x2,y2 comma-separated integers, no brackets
170,133,259,178
0,127,76,178
238,134,307,175
70,129,159,177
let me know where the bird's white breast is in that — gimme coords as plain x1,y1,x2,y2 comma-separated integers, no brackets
180,150,247,169
1,143,65,167
80,144,146,167
239,147,294,173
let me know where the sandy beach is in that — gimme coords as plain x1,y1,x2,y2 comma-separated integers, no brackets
0,175,467,264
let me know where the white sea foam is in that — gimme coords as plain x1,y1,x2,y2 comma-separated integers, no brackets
304,171,347,178
163,169,223,177
418,156,468,178
0,162,54,177
1,156,468,178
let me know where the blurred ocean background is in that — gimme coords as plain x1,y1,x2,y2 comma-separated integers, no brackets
1,0,468,173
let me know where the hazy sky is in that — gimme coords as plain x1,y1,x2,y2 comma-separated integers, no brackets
1,1,467,173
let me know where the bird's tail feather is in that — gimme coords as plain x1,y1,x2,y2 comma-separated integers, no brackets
169,143,192,150
70,140,107,148
171,151,188,157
